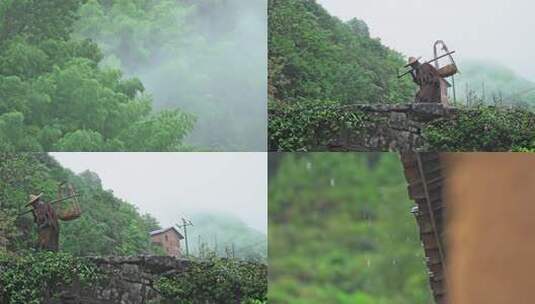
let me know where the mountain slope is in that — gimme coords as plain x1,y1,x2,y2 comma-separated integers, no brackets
268,0,414,104
455,60,535,106
0,153,160,256
187,213,267,262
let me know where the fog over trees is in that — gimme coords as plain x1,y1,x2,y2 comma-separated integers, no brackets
74,0,267,151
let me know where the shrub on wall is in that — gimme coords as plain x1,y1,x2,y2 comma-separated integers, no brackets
155,256,267,304
0,251,100,304
423,106,535,151
270,101,535,152
268,99,373,151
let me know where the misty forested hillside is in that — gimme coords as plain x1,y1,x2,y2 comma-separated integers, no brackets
455,60,535,106
0,153,161,256
0,153,267,261
74,0,267,151
269,153,431,303
188,213,267,262
268,0,415,104
0,0,266,151
0,0,195,152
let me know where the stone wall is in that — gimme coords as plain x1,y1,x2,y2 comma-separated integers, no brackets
58,255,190,304
325,103,457,151
270,101,535,152
1,255,266,304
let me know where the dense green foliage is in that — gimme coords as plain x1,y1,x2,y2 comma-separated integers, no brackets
0,0,196,151
455,60,535,106
268,0,414,104
269,153,431,303
156,256,267,304
73,0,266,151
423,106,535,151
0,251,100,304
268,99,375,151
0,153,161,255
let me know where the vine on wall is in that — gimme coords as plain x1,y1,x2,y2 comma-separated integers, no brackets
268,100,373,151
270,101,535,152
0,251,100,304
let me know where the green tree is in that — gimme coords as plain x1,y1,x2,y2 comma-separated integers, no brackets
0,0,82,44
268,0,414,104
72,0,267,151
0,0,196,151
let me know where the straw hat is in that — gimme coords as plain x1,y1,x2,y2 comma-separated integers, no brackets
405,56,422,67
26,193,43,206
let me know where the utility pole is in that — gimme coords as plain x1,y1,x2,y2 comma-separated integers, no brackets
176,217,193,256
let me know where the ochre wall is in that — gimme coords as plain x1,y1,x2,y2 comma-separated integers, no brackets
445,153,535,304
151,230,182,257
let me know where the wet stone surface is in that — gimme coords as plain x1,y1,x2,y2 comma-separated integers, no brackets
58,255,191,304
326,103,456,152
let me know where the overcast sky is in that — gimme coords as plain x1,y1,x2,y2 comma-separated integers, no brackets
317,0,535,80
50,153,267,234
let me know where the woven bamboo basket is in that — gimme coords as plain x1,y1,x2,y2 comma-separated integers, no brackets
438,64,458,78
57,183,82,221
58,203,81,221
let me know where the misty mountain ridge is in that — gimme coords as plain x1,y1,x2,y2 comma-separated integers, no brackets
183,212,267,262
454,60,535,106
74,0,267,151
